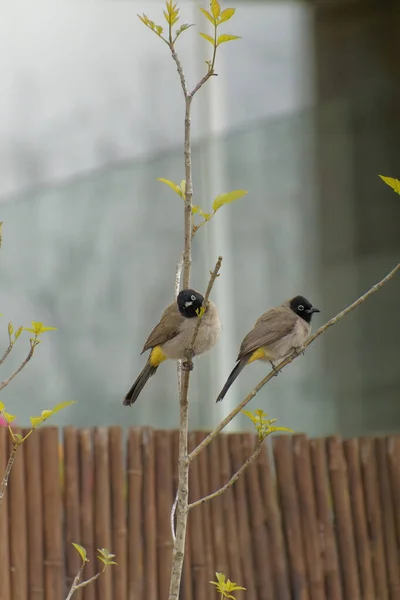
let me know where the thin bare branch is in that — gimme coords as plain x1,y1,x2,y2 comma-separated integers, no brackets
169,256,223,599
188,19,218,98
189,71,217,98
169,44,188,99
0,343,36,392
175,252,184,407
182,95,193,289
0,441,18,506
72,573,101,592
65,562,101,599
184,256,223,363
0,343,13,366
174,253,184,300
189,261,400,463
167,39,192,600
189,438,263,510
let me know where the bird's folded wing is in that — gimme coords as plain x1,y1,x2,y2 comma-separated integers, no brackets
141,302,184,353
237,306,298,360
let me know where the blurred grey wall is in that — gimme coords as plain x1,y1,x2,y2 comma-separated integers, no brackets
0,0,399,436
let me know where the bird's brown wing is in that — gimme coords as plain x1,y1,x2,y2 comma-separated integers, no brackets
141,302,184,353
238,306,298,360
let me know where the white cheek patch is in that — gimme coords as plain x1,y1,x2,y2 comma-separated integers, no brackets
184,301,193,307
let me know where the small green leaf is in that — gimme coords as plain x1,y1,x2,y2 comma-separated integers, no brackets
217,34,241,45
212,189,248,211
14,326,23,341
0,401,5,411
23,321,57,336
379,175,400,195
199,7,215,25
29,401,75,430
268,426,294,434
164,0,180,26
191,206,199,215
138,13,149,26
157,178,183,198
30,415,45,428
199,32,215,45
198,209,211,220
155,25,163,35
211,0,221,19
72,543,88,562
241,409,257,424
226,580,246,592
218,8,235,23
178,179,186,198
97,548,118,566
174,23,194,40
2,411,16,424
51,401,76,414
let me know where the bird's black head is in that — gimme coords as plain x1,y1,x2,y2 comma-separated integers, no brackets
289,295,320,323
177,289,204,319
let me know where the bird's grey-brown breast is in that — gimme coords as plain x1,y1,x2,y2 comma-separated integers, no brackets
162,301,221,360
264,316,311,362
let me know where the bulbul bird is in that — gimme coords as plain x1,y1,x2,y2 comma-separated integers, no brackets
215,295,320,403
123,288,221,406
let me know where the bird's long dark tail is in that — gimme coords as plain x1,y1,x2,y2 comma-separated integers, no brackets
123,363,158,406
216,358,247,403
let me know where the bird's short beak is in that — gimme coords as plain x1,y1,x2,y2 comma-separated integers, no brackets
307,307,320,314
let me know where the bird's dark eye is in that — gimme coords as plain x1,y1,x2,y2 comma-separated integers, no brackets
191,295,196,301
298,304,304,311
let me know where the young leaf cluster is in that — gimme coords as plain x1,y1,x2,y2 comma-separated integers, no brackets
66,544,117,598
7,322,23,346
137,0,240,78
157,177,248,237
72,543,117,569
199,0,241,74
23,320,58,348
0,400,76,445
210,572,246,599
138,1,194,46
242,409,294,441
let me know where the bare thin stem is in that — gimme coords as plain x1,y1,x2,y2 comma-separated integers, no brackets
169,44,192,287
0,343,13,366
188,438,263,510
0,343,36,392
189,71,216,99
174,253,184,300
167,30,223,599
189,261,400,463
182,95,193,289
188,20,218,98
175,252,184,405
0,442,18,506
169,44,188,99
184,256,223,362
65,562,101,599
168,368,190,600
167,40,192,600
169,256,223,599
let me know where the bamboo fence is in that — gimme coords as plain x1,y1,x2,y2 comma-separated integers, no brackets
0,426,400,600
